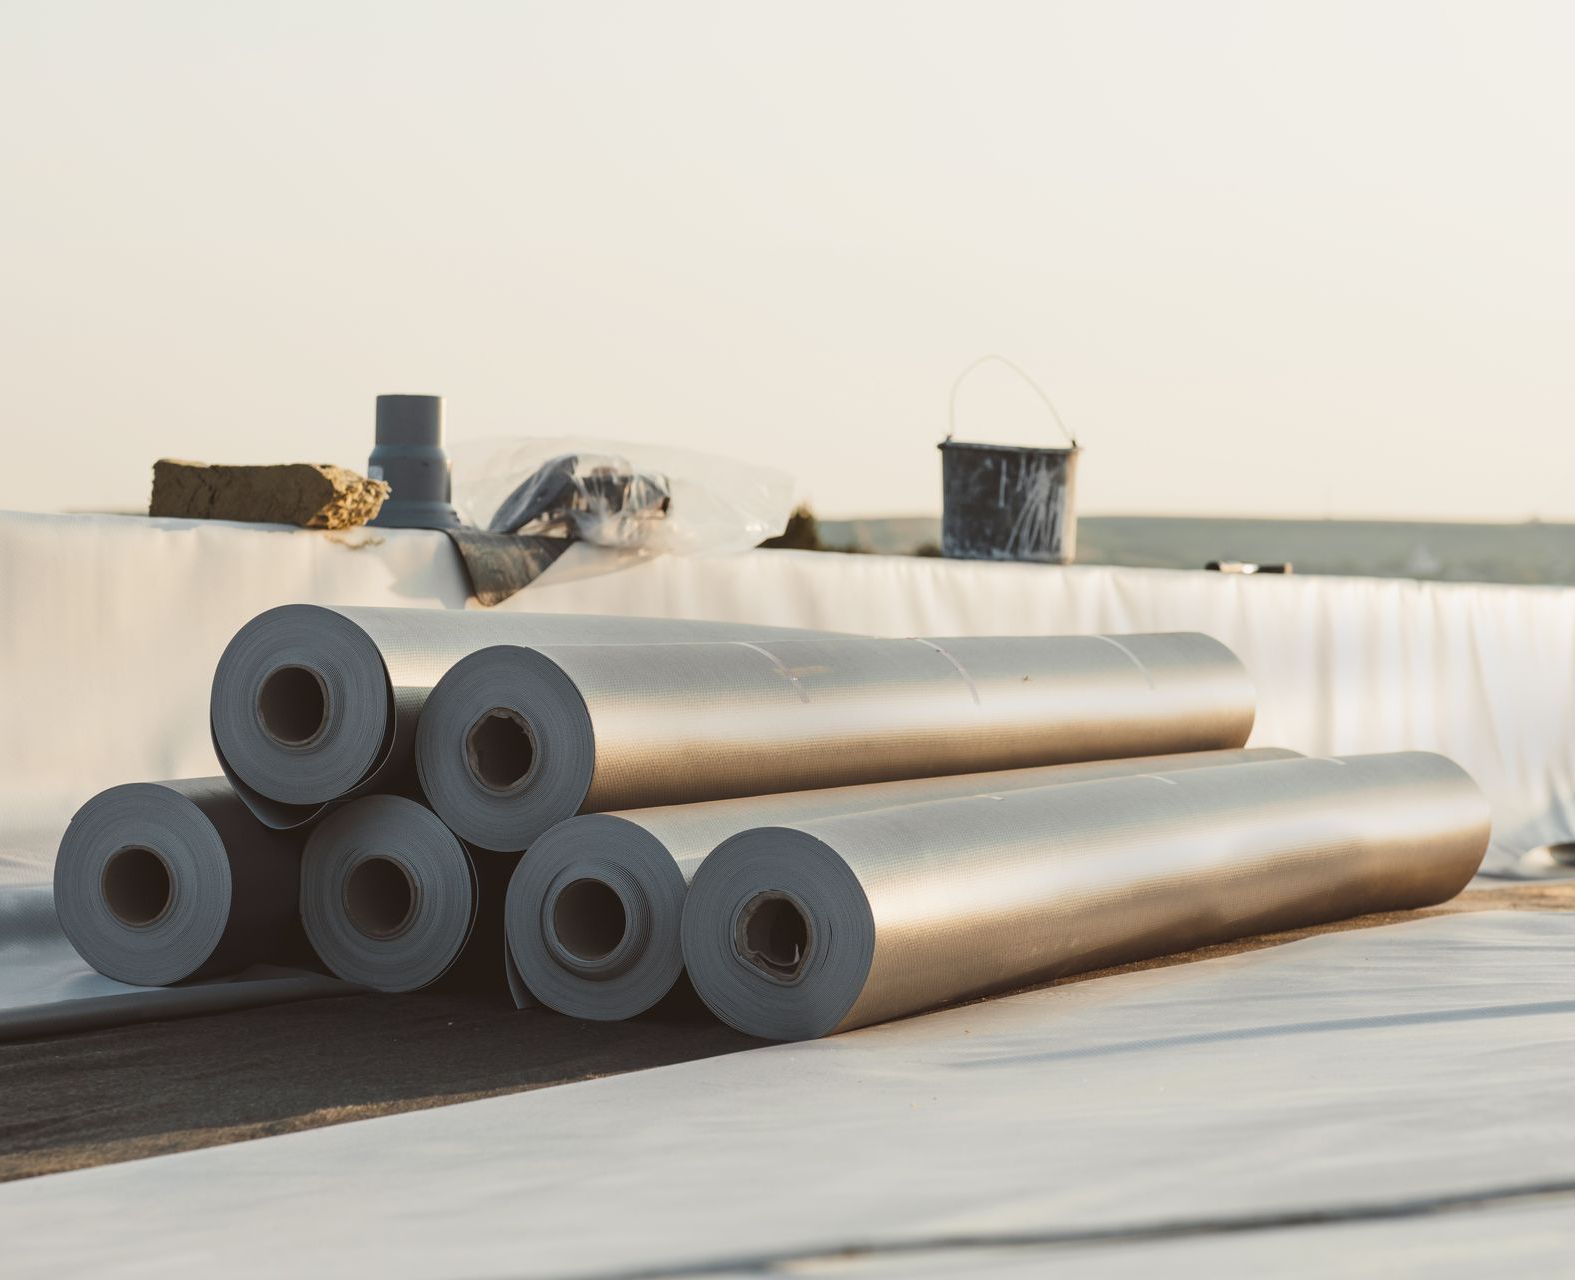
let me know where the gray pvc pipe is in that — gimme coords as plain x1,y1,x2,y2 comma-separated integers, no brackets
367,394,462,530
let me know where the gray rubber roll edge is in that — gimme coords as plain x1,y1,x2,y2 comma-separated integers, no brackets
54,778,307,987
299,794,519,993
418,630,1257,854
680,752,1492,1041
507,747,1299,1020
209,603,840,830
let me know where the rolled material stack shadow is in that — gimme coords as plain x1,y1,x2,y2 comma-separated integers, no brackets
507,747,1299,1020
679,752,1492,1041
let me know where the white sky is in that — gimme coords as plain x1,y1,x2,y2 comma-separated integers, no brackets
2,0,1572,520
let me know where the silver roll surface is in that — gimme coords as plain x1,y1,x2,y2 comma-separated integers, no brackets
300,795,516,992
210,604,834,828
419,631,1254,852
54,778,308,986
682,752,1491,1041
510,747,1298,1020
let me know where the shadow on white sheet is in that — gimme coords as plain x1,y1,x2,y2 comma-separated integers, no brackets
0,912,1570,1279
0,882,350,1039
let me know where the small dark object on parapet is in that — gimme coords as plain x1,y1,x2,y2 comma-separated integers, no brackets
760,505,826,551
758,505,868,555
149,460,389,530
1206,561,1294,575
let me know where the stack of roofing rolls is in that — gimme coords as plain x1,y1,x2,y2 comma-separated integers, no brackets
52,604,1491,1041
55,607,839,993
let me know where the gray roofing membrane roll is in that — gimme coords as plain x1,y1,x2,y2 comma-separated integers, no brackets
681,752,1491,1040
54,778,310,986
417,631,1255,852
299,795,516,993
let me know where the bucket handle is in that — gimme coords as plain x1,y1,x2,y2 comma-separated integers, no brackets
946,355,1078,448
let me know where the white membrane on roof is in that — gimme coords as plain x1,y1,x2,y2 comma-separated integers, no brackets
0,913,1568,1279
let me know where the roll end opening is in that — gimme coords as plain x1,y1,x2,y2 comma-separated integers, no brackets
257,664,329,747
551,878,627,962
101,846,174,928
466,708,536,793
736,892,812,981
344,856,418,940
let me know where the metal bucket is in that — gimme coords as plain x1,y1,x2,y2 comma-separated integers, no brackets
938,357,1081,564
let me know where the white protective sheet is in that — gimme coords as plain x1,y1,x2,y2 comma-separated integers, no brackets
0,884,175,1017
761,1199,1575,1279
1,911,1571,1278
0,882,349,1038
4,510,1572,872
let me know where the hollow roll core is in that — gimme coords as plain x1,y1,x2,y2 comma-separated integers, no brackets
551,878,627,962
466,708,536,793
100,846,174,928
257,665,329,747
736,892,812,981
344,856,417,940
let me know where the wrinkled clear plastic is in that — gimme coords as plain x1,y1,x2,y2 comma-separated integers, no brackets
484,454,671,545
448,437,795,556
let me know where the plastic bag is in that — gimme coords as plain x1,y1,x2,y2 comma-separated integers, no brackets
448,437,795,556
486,454,672,546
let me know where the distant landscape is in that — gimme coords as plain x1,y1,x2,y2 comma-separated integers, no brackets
816,516,1575,586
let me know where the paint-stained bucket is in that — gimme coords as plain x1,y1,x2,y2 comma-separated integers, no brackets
938,357,1081,564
